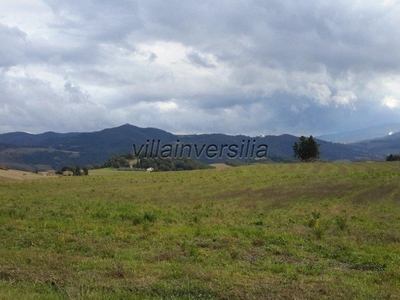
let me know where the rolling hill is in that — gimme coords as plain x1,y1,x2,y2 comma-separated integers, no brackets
349,131,400,157
317,123,400,143
0,124,387,171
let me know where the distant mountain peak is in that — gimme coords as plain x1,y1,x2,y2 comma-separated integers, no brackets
317,123,400,143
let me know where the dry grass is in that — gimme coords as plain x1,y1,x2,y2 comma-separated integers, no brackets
0,169,46,180
209,163,232,170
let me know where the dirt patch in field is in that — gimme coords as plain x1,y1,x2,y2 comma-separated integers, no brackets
210,163,232,170
0,169,45,180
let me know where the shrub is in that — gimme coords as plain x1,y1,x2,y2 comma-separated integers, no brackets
335,216,347,230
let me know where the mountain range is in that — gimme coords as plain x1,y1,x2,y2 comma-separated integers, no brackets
0,124,399,171
317,123,400,143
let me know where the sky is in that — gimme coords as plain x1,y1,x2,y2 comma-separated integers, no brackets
1,0,400,136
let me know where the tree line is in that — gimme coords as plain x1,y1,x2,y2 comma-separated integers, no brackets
386,154,400,161
56,165,89,176
101,152,212,171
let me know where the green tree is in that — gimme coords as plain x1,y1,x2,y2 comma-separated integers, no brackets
82,166,89,175
293,135,320,162
75,165,81,176
386,154,400,161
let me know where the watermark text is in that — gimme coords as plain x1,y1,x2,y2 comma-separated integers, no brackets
133,140,268,160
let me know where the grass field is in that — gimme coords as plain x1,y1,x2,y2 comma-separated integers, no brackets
0,162,399,299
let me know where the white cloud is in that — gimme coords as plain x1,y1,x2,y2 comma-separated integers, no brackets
382,96,400,109
0,70,112,133
155,100,179,111
332,90,357,106
305,83,332,106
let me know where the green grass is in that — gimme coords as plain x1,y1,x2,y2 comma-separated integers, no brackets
88,168,120,175
1,162,400,299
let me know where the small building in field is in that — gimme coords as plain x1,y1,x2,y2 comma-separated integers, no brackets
47,170,56,176
38,170,56,176
146,167,154,172
62,170,74,176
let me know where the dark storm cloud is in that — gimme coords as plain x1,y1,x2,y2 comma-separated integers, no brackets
0,24,28,67
44,0,143,43
187,52,216,69
147,52,157,63
1,1,400,135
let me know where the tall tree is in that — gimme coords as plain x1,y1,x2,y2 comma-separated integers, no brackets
293,135,320,161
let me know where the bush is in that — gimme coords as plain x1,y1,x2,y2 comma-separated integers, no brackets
386,154,400,161
335,216,347,230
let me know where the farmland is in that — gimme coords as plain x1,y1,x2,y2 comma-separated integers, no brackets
0,162,399,299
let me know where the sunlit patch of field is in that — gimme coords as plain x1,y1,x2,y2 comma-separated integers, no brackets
0,162,399,299
0,169,45,180
89,168,121,175
209,163,232,170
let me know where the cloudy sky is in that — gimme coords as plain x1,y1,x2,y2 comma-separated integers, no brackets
1,0,400,136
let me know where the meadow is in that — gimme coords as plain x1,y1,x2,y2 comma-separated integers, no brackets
0,162,399,299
